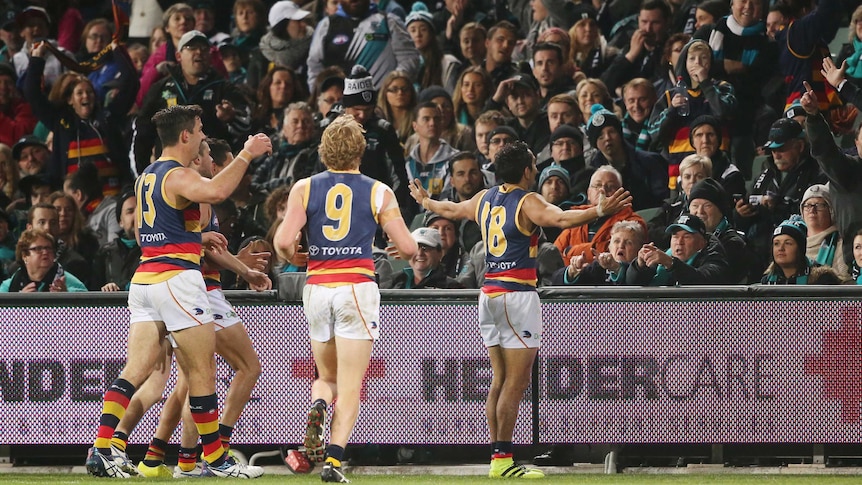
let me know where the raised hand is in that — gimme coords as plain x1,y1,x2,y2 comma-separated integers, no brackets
202,231,228,254
821,57,847,90
243,269,272,292
599,188,632,216
409,179,430,206
799,81,819,115
243,133,273,159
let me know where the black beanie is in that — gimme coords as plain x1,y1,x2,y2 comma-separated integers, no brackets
688,177,730,216
418,85,450,104
342,65,376,107
688,115,722,147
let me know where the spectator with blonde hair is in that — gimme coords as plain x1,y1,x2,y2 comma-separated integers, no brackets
377,70,417,145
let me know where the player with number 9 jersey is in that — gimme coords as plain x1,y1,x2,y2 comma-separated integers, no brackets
303,171,385,286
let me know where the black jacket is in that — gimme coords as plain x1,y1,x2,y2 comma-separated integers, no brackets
90,232,142,290
626,234,729,285
134,65,251,173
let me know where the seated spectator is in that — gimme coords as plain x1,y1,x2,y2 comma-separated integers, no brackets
25,201,88,286
808,265,848,285
688,177,760,283
554,165,646,266
647,153,710,248
251,102,316,194
0,228,86,292
587,104,668,209
135,3,196,108
626,213,729,285
12,6,73,89
850,229,862,285
800,184,847,278
0,143,17,211
647,38,735,190
218,41,247,86
393,227,464,289
735,118,826,265
574,77,613,153
377,70,417,145
192,0,230,45
424,211,471,284
413,85,476,153
406,101,460,198
552,219,644,285
687,115,745,197
253,65,306,137
12,135,49,179
452,66,492,126
0,61,36,147
308,67,345,125
91,189,140,291
532,42,576,108
485,73,551,152
474,110,507,170
621,77,656,150
407,2,461,93
229,0,267,61
538,125,592,199
538,165,578,242
653,33,690,98
63,163,119,246
761,216,816,284
436,152,486,252
568,8,616,80
50,191,100,264
246,0,313,89
457,22,487,68
484,125,519,176
0,209,14,279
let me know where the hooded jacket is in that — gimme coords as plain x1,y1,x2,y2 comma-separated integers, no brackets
647,40,736,172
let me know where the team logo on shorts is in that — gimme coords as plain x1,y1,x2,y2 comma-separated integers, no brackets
308,245,320,256
214,313,223,320
522,331,532,338
194,307,205,315
370,321,378,329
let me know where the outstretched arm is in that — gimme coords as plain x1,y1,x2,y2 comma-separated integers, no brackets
522,188,632,229
409,179,482,222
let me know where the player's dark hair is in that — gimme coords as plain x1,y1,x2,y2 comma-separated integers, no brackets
152,104,203,147
495,141,533,184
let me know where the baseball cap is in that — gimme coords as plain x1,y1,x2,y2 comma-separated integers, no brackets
764,118,804,149
15,6,50,29
268,0,312,27
412,227,442,249
177,30,210,51
666,213,707,238
509,73,539,92
12,135,48,161
1,3,17,31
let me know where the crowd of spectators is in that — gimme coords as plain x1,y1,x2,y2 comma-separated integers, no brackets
1,0,861,292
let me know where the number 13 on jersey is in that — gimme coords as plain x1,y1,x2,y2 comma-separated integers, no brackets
136,173,157,228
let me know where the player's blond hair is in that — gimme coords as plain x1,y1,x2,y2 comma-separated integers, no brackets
320,115,366,171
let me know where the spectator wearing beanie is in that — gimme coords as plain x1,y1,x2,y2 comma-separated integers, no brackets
688,177,760,283
406,2,461,93
688,114,745,197
335,65,416,220
799,183,847,278
587,104,668,210
761,216,816,284
538,124,592,199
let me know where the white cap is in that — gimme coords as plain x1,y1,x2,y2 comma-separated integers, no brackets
412,227,442,249
269,1,312,26
177,30,210,50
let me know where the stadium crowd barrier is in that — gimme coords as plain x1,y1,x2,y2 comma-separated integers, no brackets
1,286,861,451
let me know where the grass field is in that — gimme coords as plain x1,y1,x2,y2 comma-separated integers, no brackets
2,474,862,484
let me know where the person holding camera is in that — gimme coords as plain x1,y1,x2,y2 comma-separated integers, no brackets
733,118,826,268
